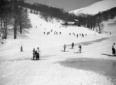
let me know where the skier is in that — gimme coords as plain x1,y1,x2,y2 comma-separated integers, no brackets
71,42,74,49
112,43,116,56
64,44,66,52
47,32,50,35
79,44,82,53
36,47,40,60
110,32,111,35
44,32,45,35
33,48,36,60
20,45,23,52
82,34,84,37
59,32,61,35
35,51,39,60
69,33,71,35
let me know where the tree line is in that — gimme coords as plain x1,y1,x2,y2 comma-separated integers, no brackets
31,3,116,33
0,0,116,40
74,7,116,33
0,0,31,39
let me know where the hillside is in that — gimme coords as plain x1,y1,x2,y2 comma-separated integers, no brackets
1,10,103,52
26,11,99,47
70,0,116,15
0,11,116,85
27,3,78,22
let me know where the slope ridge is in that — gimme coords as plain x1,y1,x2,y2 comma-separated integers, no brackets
70,0,116,15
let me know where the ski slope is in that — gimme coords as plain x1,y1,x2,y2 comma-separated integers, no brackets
0,12,115,85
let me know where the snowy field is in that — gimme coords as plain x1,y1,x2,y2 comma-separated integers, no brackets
0,12,116,85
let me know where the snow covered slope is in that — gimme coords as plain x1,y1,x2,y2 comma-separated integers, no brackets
0,11,101,59
26,12,99,47
70,0,116,15
0,10,115,85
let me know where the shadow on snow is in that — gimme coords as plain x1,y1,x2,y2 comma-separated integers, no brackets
58,58,116,82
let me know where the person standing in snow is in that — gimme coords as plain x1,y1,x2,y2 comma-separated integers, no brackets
20,45,23,52
34,50,38,60
77,34,78,38
33,47,40,60
64,44,66,52
36,47,40,60
79,44,82,53
33,48,36,60
112,43,116,56
71,42,74,49
44,32,45,35
82,34,84,37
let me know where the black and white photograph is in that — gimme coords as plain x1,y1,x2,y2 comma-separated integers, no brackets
0,0,116,85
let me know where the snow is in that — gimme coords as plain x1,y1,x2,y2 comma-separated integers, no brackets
0,11,116,85
70,0,116,15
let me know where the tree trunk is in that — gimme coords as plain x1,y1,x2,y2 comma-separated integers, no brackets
20,21,22,34
14,18,17,39
4,19,7,39
98,23,101,33
0,19,2,29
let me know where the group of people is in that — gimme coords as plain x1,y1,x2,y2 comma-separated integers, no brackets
69,33,87,38
33,47,40,60
43,28,88,39
20,42,116,61
63,42,82,53
63,42,116,56
43,31,62,35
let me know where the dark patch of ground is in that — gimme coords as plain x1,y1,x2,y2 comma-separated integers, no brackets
59,58,116,84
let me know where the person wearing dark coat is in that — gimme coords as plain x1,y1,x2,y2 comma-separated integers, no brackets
79,44,82,53
35,50,40,60
64,44,66,52
33,48,36,60
77,34,78,38
112,43,116,56
72,42,74,49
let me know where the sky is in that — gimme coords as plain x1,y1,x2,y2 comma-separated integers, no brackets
25,0,102,11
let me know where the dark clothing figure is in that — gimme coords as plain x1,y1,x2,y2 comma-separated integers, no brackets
112,47,115,55
47,32,50,35
112,43,116,56
79,45,82,53
33,48,40,60
64,44,66,52
77,34,78,38
35,51,39,60
33,48,36,60
44,32,45,35
110,32,111,35
59,32,61,35
82,34,84,37
20,45,23,52
72,42,74,49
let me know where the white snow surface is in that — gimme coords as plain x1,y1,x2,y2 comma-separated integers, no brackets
70,0,116,15
0,12,116,85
